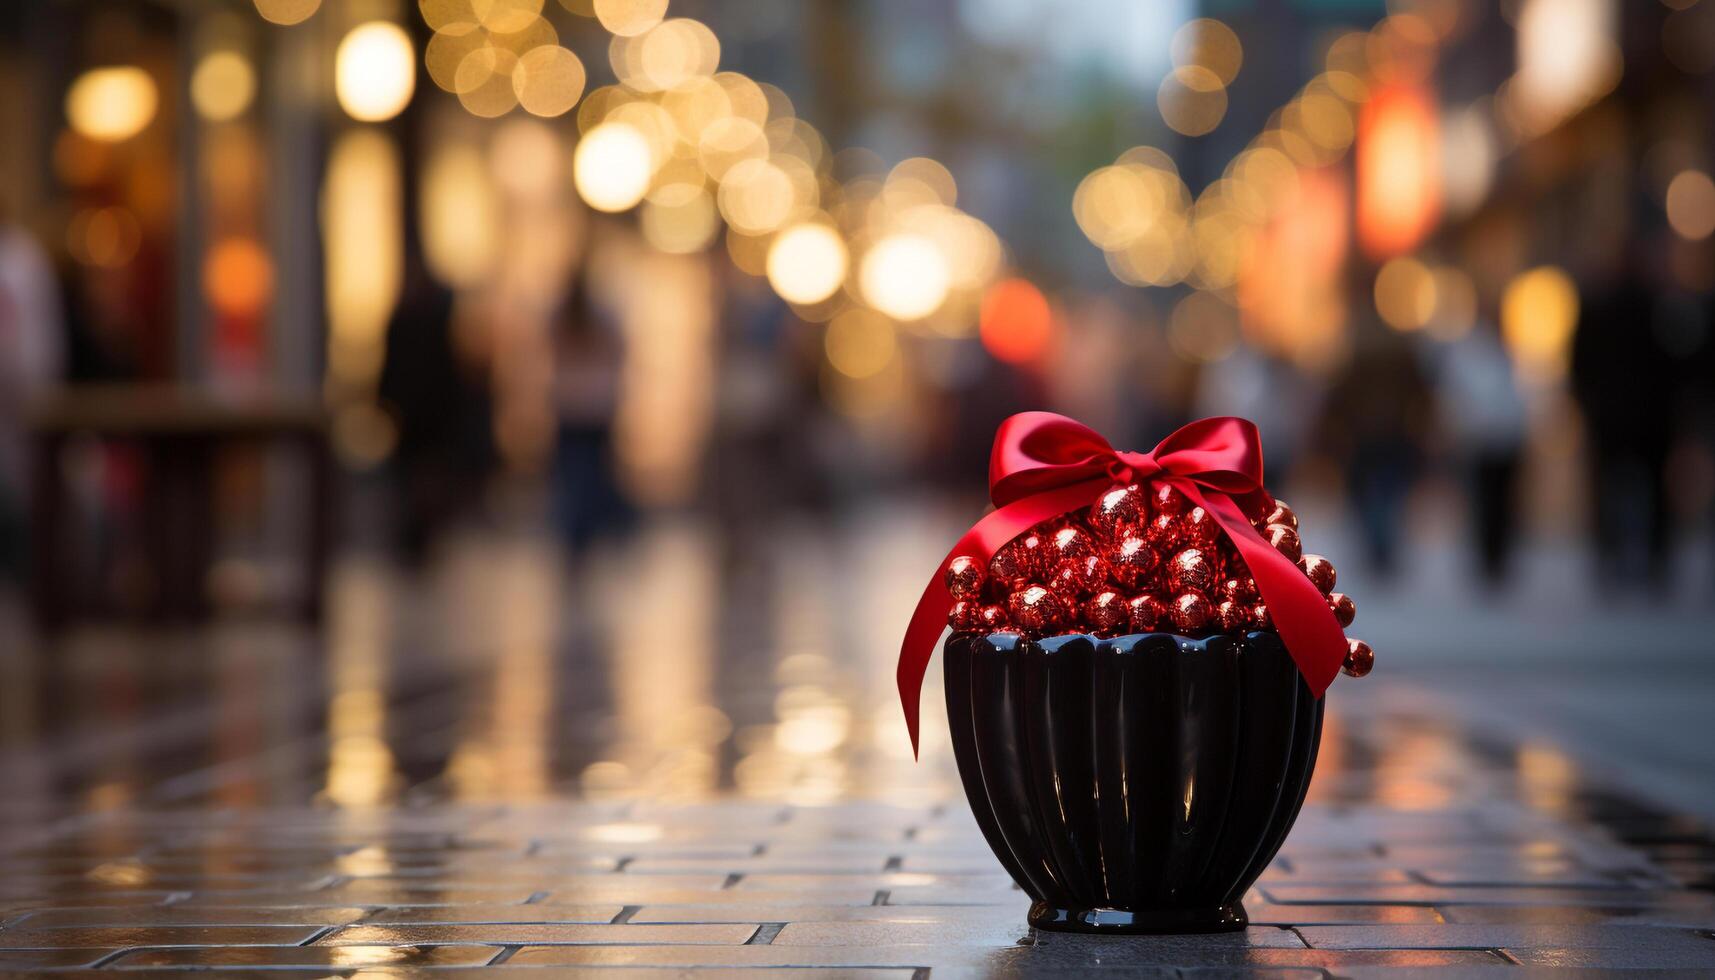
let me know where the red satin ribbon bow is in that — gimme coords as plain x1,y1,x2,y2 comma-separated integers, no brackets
897,412,1347,756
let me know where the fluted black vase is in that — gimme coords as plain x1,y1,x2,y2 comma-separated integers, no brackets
944,630,1323,934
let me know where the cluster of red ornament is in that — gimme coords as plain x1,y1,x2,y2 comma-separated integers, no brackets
945,484,1376,678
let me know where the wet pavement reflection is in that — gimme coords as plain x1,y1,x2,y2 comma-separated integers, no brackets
3,511,1715,973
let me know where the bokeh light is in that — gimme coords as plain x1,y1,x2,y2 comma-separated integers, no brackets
1501,265,1579,381
512,45,586,117
823,308,897,379
1157,66,1228,137
859,234,950,321
1171,18,1242,86
766,223,847,305
335,22,416,122
1665,170,1715,240
1357,85,1440,258
641,187,720,254
1373,256,1436,331
65,67,158,142
191,51,256,123
253,0,320,25
574,121,654,212
67,207,142,268
203,237,275,317
1167,290,1240,363
594,0,668,36
979,278,1054,365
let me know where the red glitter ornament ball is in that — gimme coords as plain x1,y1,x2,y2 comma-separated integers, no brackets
1090,484,1147,539
1264,500,1298,531
1343,638,1374,678
989,532,1043,590
1252,602,1272,629
1153,483,1189,516
1045,523,1096,567
1179,506,1220,550
1127,593,1169,633
1144,512,1182,551
1215,598,1252,633
1171,591,1213,634
949,600,981,631
1328,592,1356,628
977,604,1010,633
1108,534,1159,590
1168,548,1217,595
1265,523,1302,562
1050,554,1111,598
945,556,985,601
1008,586,1069,636
1084,590,1129,637
1299,554,1336,595
1219,575,1258,604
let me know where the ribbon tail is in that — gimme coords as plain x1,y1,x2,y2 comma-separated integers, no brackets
1185,486,1346,697
897,480,1111,758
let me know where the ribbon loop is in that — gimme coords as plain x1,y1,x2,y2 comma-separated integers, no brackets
897,413,1347,757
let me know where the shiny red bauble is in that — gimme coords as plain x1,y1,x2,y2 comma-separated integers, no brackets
1265,523,1302,562
1108,534,1159,590
1168,548,1217,595
1299,554,1336,595
1170,591,1213,633
1215,598,1252,633
1084,590,1129,637
1008,586,1069,635
1050,554,1111,597
1328,592,1355,628
1126,593,1169,633
1342,638,1374,677
945,555,985,601
1089,484,1146,539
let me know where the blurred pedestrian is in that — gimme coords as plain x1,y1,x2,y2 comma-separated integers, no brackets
378,265,494,565
1572,248,1676,592
549,271,632,560
1427,319,1527,585
1323,326,1432,580
0,201,64,580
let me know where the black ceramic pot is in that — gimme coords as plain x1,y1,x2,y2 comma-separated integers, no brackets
944,630,1323,934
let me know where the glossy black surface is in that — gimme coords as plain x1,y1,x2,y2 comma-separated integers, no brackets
944,630,1324,934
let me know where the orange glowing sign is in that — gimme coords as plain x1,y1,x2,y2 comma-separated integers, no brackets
980,278,1055,365
1356,85,1440,259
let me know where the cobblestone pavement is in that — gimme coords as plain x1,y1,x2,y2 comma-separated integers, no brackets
3,527,1715,976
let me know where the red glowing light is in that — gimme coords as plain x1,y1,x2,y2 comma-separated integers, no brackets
980,278,1054,365
1357,84,1441,259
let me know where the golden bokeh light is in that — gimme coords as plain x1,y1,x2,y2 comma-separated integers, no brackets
1374,256,1436,331
1171,18,1243,86
456,45,521,116
625,18,720,91
1501,265,1579,381
1158,65,1228,137
322,129,402,389
191,51,256,123
203,237,275,317
421,143,499,288
1665,170,1715,241
473,0,545,33
696,116,768,180
717,157,795,234
641,187,720,254
766,222,847,305
1426,265,1477,340
824,308,897,379
512,44,585,116
67,207,142,268
254,0,321,25
886,157,958,208
860,233,950,321
574,121,654,212
66,67,158,142
594,0,667,36
335,22,416,122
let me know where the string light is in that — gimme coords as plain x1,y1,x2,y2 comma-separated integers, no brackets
335,22,415,122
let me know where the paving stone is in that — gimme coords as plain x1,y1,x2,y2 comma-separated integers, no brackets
0,924,324,948
1241,902,1444,925
543,887,884,905
318,922,757,945
0,947,121,969
5,904,369,928
1296,922,1715,952
107,943,503,969
1503,943,1715,968
629,903,1028,924
362,903,623,924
